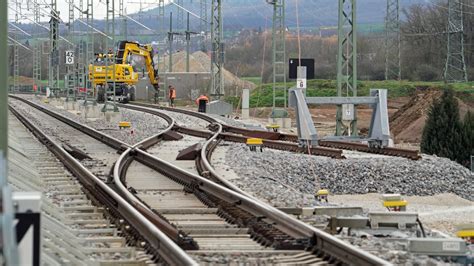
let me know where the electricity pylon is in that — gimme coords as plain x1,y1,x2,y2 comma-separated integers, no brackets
385,0,401,80
210,0,224,99
336,0,358,136
268,0,287,118
444,0,467,83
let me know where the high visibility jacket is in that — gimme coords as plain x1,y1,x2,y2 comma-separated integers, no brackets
195,95,209,105
169,88,176,99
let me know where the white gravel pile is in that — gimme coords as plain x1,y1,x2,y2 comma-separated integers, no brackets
27,97,168,144
225,144,474,204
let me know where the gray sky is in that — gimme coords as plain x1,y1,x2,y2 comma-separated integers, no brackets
8,0,171,24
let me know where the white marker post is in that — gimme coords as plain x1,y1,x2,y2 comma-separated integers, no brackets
296,66,307,94
242,89,250,119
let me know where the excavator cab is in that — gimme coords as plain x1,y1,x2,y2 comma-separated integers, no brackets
89,40,159,103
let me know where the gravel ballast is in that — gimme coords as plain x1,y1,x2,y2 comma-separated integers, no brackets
224,144,473,205
26,97,168,144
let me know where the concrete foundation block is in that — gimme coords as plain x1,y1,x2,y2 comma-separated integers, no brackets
102,111,122,123
80,105,100,120
242,109,250,119
267,117,292,129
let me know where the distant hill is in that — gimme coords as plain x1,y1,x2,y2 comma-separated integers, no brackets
133,0,427,30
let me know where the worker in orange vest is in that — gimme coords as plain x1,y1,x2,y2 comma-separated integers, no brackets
196,95,209,113
168,85,176,107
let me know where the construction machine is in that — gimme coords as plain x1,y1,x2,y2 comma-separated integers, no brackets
89,41,160,103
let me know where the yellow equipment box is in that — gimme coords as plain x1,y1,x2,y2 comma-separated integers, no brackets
119,121,131,128
246,138,263,145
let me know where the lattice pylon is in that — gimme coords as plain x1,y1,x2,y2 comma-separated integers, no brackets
210,0,224,99
336,0,358,136
385,0,401,81
270,0,287,117
444,0,468,83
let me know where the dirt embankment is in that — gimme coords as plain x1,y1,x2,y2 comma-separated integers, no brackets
390,88,473,144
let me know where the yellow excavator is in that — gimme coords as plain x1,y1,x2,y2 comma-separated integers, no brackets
89,40,160,103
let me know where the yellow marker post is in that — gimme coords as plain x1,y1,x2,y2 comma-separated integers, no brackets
456,224,474,244
266,124,280,132
119,121,131,129
381,194,407,212
316,189,329,203
246,138,263,152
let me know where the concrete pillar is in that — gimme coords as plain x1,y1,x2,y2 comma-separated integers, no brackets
242,89,249,119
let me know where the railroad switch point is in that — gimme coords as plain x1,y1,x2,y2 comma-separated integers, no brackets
381,194,407,212
316,189,329,202
246,138,263,152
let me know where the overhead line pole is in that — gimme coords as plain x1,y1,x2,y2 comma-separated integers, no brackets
66,0,77,101
336,0,358,136
186,12,198,72
1,0,20,263
444,0,468,82
385,0,401,80
49,0,60,97
13,0,20,93
210,0,224,99
268,0,287,119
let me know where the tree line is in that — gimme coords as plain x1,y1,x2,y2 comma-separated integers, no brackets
224,1,474,82
421,89,473,169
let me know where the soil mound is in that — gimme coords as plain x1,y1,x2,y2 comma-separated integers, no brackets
390,88,442,143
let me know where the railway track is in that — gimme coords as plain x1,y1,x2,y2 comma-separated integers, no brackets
122,102,345,159
127,102,420,160
10,95,389,265
9,95,196,265
8,114,153,264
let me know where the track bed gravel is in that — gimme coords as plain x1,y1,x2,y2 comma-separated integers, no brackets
25,96,168,144
223,144,473,204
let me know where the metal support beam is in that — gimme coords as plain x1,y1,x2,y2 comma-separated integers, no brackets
66,0,77,101
306,97,377,105
385,0,401,80
85,0,95,103
444,0,468,83
103,0,118,111
33,0,42,95
336,0,358,136
13,1,20,93
186,13,198,72
119,0,127,39
49,0,60,97
177,0,184,30
1,0,8,155
200,0,208,51
288,88,318,147
268,0,287,118
210,0,224,99
2,1,20,264
168,12,181,73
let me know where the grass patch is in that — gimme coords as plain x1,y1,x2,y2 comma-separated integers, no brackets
226,79,474,108
241,76,263,86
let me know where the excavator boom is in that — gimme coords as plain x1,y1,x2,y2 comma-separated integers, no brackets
116,41,160,90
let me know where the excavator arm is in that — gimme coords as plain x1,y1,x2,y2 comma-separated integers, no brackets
116,41,160,91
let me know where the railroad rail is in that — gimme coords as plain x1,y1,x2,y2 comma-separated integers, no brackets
128,102,420,160
123,102,345,159
9,95,196,265
10,95,389,265
119,102,388,264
